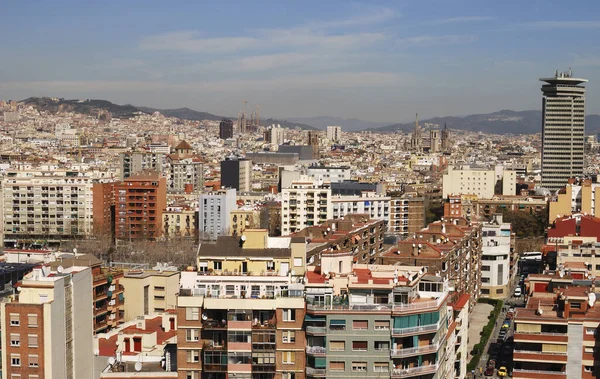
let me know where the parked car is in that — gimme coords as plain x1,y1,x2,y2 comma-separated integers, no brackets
485,365,495,376
514,287,522,297
498,366,508,377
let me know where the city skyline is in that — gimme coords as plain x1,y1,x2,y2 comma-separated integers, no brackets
1,1,600,122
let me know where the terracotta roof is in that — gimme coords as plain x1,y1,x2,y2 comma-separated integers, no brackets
175,140,192,150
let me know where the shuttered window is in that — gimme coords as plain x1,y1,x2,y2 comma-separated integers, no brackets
28,335,38,347
352,341,368,351
374,320,389,330
330,361,345,371
330,341,345,351
353,320,368,330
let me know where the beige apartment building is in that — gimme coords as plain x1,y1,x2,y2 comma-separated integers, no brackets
549,179,600,223
120,268,180,321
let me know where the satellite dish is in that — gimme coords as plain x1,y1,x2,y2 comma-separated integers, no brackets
17,287,21,292
57,266,64,274
202,314,208,321
291,270,296,276
93,349,100,356
241,235,247,241
73,248,78,255
108,357,116,366
135,362,142,372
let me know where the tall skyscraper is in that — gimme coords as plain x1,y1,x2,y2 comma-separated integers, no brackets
326,125,342,142
541,70,587,192
219,118,234,139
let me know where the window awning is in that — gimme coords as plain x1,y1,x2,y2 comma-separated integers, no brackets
305,314,326,322
330,319,345,325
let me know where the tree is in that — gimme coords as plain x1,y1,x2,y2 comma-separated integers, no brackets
500,210,547,238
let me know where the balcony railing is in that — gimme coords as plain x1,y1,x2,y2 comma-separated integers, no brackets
391,364,439,378
306,326,326,334
392,322,440,337
391,342,440,358
306,367,327,377
512,369,566,376
513,349,567,356
393,296,446,312
307,303,392,311
306,346,327,355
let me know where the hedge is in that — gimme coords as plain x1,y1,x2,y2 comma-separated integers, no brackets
467,298,504,372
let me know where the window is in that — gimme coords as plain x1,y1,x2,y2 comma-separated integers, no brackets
266,261,275,271
282,351,295,364
154,286,165,291
282,373,296,379
28,355,39,367
28,334,38,347
11,355,21,367
226,285,235,296
282,309,296,322
186,307,200,321
10,334,20,347
352,362,367,372
187,350,200,363
329,319,346,330
213,261,222,270
330,341,345,351
374,362,389,372
482,265,490,272
353,320,368,330
585,366,593,373
585,327,597,335
10,314,19,326
571,302,582,309
481,289,490,295
496,289,504,294
293,258,303,267
374,341,389,351
330,361,345,371
282,331,296,343
352,341,368,351
481,277,490,283
186,329,200,341
374,320,389,330
253,351,275,364
186,372,200,379
28,314,38,327
198,262,208,272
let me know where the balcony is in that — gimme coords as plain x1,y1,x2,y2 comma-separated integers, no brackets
203,320,227,329
513,332,568,344
306,367,326,377
393,296,446,313
391,364,438,378
306,326,327,334
512,369,566,379
228,363,252,372
228,342,252,351
392,318,443,337
228,320,252,330
307,303,392,312
203,363,226,372
306,346,327,356
390,342,440,358
513,350,567,363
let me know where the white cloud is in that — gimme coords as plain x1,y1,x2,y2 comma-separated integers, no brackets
524,20,600,29
0,72,414,94
139,31,259,53
310,7,396,28
397,34,476,47
429,16,495,24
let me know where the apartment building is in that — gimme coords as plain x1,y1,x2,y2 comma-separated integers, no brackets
1,265,93,379
281,180,332,236
303,261,463,379
199,188,237,241
120,268,179,321
221,157,252,192
167,155,204,194
229,208,261,237
389,194,425,237
51,253,125,334
120,151,166,180
331,191,391,224
480,214,515,299
306,165,350,184
513,270,599,378
177,231,307,379
548,178,600,223
114,170,167,241
2,169,95,246
293,214,387,266
163,205,197,239
442,164,516,198
92,181,115,238
265,124,286,146
381,217,482,310
443,194,547,222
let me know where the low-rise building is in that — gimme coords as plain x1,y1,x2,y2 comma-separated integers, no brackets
480,214,515,299
120,268,180,322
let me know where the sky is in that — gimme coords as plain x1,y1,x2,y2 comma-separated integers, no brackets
1,0,600,122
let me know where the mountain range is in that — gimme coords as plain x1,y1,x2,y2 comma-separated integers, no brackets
18,98,600,134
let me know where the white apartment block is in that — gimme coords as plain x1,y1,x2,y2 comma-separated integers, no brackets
120,151,166,180
443,164,516,199
167,156,203,193
481,213,514,299
281,180,332,235
199,188,237,241
2,170,95,244
332,191,390,223
1,265,93,379
306,165,351,184
326,125,342,142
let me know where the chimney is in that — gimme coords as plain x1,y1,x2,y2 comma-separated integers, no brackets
412,244,419,257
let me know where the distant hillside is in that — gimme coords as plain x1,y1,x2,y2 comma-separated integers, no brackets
369,110,600,134
262,118,317,131
136,106,223,121
21,97,142,118
287,116,388,131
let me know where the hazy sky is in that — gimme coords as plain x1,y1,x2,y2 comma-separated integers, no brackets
1,0,600,122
